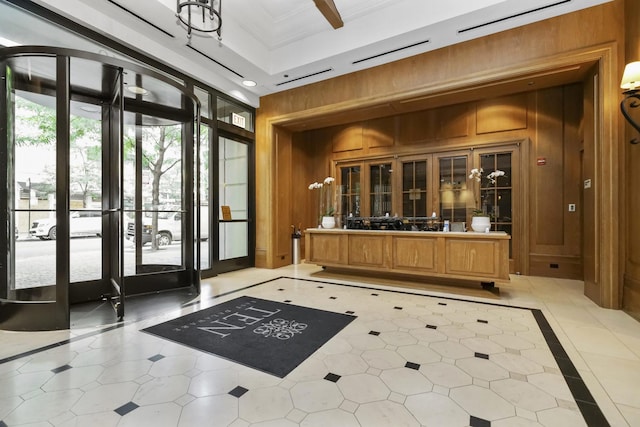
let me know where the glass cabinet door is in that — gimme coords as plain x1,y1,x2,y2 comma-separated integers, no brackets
479,152,513,234
438,155,468,222
339,165,361,221
402,159,428,217
370,163,392,217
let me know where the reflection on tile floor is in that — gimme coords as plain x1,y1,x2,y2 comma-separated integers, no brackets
0,263,638,426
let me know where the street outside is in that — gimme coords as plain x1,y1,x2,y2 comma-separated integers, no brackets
13,234,184,289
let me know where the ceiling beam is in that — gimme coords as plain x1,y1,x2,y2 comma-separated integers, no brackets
313,0,344,29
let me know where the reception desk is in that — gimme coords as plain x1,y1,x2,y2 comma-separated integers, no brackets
305,228,510,287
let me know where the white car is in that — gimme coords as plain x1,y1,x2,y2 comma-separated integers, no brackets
29,210,102,240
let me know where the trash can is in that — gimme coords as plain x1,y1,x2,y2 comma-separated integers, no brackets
292,233,301,264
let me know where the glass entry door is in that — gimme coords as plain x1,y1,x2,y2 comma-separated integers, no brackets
1,47,198,330
217,135,253,273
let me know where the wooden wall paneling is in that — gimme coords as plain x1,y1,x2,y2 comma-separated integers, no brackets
398,110,437,144
532,87,565,249
624,0,640,319
582,68,599,303
563,84,584,260
257,2,623,308
477,94,528,135
291,132,317,257
275,126,293,267
332,123,363,152
364,116,396,149
437,104,470,139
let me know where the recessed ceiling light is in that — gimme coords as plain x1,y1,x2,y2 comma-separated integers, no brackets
242,80,257,87
127,85,148,95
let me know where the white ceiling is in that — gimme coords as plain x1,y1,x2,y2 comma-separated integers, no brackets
15,0,613,106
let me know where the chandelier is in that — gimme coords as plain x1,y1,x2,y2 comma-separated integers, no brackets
176,0,222,41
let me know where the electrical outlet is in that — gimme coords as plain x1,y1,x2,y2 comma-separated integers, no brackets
568,204,576,212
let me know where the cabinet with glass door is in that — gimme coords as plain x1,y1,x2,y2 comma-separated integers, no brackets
437,155,469,223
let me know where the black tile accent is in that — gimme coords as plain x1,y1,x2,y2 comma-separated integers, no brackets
405,362,420,370
470,415,491,427
114,401,139,416
477,319,488,324
576,401,611,427
324,373,341,383
438,302,447,306
317,286,324,288
278,288,285,291
284,300,292,303
371,293,379,296
531,309,610,427
229,386,248,398
330,296,337,300
369,331,380,336
474,352,489,360
426,324,438,329
51,364,72,374
394,306,403,310
147,354,165,362
346,310,355,314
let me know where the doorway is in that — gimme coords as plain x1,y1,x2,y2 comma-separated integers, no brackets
0,47,200,330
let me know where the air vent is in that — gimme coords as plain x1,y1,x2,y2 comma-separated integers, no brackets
275,68,334,86
458,0,571,34
106,0,175,38
352,39,430,65
186,45,244,79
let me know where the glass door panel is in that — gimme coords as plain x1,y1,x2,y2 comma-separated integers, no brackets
339,165,361,225
123,116,185,275
13,86,58,297
219,136,248,261
438,155,468,222
402,159,428,217
199,124,211,270
370,163,392,217
69,100,103,284
479,152,513,256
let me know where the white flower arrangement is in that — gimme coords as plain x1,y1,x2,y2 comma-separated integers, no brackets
309,176,335,217
468,167,506,216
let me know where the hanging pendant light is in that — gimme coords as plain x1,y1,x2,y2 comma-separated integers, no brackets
176,0,222,41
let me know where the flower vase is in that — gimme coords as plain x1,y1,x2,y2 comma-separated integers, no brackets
471,216,491,232
321,216,336,229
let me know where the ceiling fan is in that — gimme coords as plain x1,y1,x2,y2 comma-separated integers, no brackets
313,0,343,29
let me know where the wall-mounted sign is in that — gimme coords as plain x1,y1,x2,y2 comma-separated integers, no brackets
536,157,546,166
231,112,246,129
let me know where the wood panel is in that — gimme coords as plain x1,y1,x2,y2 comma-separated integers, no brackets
398,110,437,144
445,239,499,276
333,124,363,152
392,236,437,272
476,94,527,134
532,87,565,247
438,104,469,139
306,233,347,264
348,235,387,267
364,116,395,148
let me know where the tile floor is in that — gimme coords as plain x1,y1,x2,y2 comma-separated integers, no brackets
1,263,639,426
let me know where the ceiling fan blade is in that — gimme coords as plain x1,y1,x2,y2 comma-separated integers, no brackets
313,0,344,29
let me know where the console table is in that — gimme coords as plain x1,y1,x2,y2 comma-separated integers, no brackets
305,228,510,287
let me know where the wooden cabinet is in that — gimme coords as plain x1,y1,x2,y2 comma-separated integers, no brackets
306,228,510,286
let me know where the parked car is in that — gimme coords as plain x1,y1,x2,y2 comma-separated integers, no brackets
125,209,209,246
29,210,102,240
